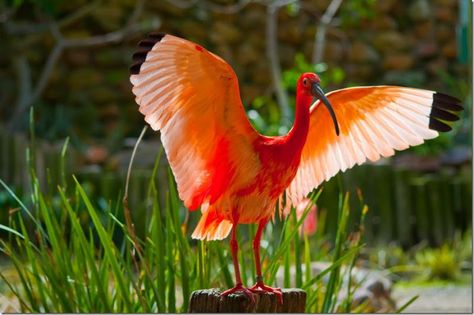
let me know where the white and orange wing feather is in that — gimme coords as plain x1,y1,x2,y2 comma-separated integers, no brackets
286,86,462,207
130,33,260,211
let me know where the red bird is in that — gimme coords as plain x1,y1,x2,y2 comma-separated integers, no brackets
130,34,462,301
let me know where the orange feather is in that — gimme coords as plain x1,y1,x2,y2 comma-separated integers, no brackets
286,86,462,208
130,33,462,298
130,34,463,241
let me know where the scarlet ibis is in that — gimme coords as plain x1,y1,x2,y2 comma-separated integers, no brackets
129,33,462,301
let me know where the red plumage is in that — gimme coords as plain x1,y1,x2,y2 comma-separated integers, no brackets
130,34,463,301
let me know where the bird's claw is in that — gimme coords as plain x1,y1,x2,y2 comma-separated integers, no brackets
249,281,283,304
221,283,255,304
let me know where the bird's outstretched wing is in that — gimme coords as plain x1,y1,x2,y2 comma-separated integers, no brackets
286,86,463,207
130,34,260,210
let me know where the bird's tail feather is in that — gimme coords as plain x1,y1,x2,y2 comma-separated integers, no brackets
191,210,232,240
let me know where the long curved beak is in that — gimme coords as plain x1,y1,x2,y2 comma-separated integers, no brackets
312,83,340,136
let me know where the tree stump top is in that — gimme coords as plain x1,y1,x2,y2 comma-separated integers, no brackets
188,288,306,313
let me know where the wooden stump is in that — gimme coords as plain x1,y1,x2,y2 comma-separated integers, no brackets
188,288,306,313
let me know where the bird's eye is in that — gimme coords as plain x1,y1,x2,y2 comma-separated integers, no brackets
303,78,308,87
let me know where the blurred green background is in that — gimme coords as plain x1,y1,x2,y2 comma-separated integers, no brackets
0,0,472,313
0,0,471,246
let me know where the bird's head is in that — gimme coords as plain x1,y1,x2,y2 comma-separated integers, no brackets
298,72,340,136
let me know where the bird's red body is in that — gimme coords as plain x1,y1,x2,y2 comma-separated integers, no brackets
191,74,314,239
130,33,462,301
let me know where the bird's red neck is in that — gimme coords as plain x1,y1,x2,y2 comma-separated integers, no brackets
285,90,312,153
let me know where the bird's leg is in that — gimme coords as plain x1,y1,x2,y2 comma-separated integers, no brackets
249,219,283,304
220,225,255,303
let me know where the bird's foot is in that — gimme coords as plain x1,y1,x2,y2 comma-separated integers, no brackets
249,280,283,304
220,283,255,303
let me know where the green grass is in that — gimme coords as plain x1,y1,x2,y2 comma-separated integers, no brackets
370,228,472,286
0,178,368,312
0,127,410,312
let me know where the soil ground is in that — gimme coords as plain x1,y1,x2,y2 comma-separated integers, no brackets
393,284,473,313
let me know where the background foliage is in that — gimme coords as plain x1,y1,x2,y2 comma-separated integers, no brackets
0,0,471,312
1,0,471,245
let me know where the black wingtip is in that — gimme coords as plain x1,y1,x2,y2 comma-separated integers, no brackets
129,63,142,75
129,32,166,75
428,92,463,132
429,119,452,132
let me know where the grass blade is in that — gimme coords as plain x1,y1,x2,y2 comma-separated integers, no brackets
321,192,350,313
74,176,133,311
216,245,233,288
397,295,419,313
302,244,364,290
0,179,46,237
0,223,25,239
58,187,112,311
